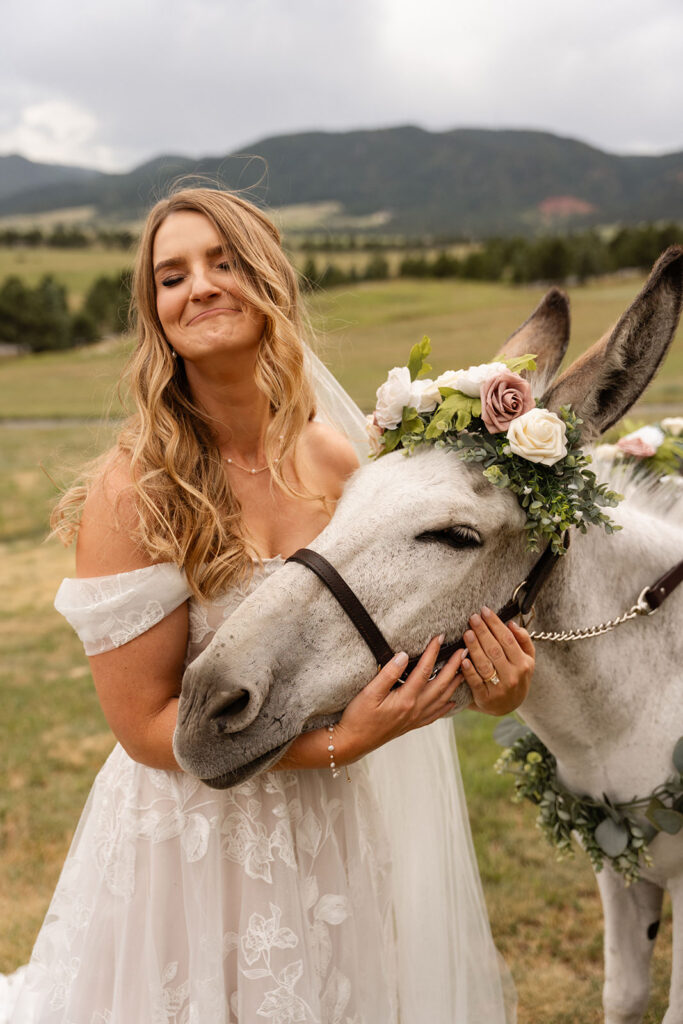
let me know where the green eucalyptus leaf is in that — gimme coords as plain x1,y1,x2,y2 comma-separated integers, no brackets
673,736,683,775
407,335,432,381
646,797,666,828
595,817,629,857
649,807,683,835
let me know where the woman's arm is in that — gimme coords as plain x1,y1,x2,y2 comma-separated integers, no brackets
273,611,535,771
76,459,188,770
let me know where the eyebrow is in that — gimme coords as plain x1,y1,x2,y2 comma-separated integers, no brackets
153,245,227,276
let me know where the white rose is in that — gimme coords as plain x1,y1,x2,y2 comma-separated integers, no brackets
436,361,508,397
594,443,623,461
661,417,683,437
507,407,568,466
620,424,665,450
375,366,412,429
365,414,384,456
410,378,441,414
434,369,462,391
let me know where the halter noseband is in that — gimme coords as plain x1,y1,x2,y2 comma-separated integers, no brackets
286,533,570,679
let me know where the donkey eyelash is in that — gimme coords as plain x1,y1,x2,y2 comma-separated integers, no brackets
417,525,482,549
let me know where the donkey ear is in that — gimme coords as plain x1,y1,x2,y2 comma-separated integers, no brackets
541,246,683,439
496,288,570,387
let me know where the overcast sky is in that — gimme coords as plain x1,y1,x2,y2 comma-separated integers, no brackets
1,0,681,172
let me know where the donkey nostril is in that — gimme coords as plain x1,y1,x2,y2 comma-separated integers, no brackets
213,690,250,720
211,688,256,735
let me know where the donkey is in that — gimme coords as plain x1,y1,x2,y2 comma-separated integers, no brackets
174,248,683,1024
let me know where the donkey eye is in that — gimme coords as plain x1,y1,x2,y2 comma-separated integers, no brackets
417,525,482,550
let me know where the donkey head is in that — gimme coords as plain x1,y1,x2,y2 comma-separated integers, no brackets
173,249,683,787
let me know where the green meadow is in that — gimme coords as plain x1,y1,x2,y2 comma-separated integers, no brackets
1,268,679,1022
0,246,134,308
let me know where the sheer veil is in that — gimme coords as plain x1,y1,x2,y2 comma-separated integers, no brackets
306,347,517,1024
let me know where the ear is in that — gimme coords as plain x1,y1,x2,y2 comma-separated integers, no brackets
541,246,683,439
496,288,570,388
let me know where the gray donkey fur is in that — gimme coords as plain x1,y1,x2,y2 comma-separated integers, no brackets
174,247,683,1024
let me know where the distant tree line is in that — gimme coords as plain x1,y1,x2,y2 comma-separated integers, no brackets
0,225,136,250
298,234,469,253
301,222,683,290
0,271,131,352
1,222,681,351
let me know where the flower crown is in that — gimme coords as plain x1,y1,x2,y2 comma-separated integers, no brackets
367,337,621,554
596,419,683,480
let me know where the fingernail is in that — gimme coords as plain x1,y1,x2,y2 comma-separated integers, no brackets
464,630,475,644
470,613,482,626
482,606,492,617
437,633,445,644
393,651,409,669
462,658,471,670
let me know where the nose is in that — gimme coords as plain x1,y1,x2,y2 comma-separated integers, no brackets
189,265,221,302
209,684,262,734
179,659,270,736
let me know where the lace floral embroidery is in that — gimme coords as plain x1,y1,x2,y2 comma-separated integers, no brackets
12,559,392,1023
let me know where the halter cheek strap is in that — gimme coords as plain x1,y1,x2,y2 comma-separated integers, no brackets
286,533,570,679
287,539,683,678
286,548,395,668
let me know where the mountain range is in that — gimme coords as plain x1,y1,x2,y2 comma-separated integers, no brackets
1,126,682,236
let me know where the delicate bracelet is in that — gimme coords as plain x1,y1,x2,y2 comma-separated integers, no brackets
327,724,351,782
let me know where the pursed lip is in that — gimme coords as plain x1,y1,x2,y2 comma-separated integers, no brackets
187,307,240,326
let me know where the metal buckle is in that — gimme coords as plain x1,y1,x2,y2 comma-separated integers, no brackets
518,607,536,628
511,580,536,627
635,586,659,616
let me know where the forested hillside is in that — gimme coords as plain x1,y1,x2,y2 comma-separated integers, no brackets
2,127,682,236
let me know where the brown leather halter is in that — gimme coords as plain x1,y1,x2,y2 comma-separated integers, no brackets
287,533,570,679
286,538,683,680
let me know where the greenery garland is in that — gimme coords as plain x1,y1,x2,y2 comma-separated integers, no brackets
494,719,683,884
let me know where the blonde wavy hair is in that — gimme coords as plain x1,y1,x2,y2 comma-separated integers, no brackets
52,187,317,598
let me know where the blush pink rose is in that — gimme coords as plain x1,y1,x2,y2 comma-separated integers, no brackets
481,370,534,433
616,436,657,458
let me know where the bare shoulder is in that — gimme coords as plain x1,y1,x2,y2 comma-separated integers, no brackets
298,420,361,499
76,450,153,576
301,420,360,473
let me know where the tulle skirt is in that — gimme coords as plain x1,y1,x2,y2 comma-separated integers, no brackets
2,723,515,1023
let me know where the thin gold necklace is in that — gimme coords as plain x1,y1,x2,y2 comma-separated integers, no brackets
225,455,278,475
224,435,283,475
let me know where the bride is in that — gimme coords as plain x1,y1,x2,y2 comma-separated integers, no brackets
2,188,534,1023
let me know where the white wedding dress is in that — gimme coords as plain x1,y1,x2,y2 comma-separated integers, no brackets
2,557,515,1024
1,354,516,1023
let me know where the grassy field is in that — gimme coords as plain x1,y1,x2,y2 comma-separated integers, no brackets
0,272,679,1021
0,246,134,308
2,272,682,420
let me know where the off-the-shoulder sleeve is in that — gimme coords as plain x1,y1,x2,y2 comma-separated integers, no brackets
54,563,192,655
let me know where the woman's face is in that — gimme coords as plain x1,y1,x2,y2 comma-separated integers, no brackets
153,210,265,367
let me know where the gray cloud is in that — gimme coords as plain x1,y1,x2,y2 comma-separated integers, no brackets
1,0,682,170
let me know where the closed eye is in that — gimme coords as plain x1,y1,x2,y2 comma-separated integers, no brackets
417,525,482,550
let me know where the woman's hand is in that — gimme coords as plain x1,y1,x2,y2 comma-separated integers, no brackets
461,606,535,716
333,637,467,763
276,609,536,772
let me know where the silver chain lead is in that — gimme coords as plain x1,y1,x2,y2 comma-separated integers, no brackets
527,586,658,643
